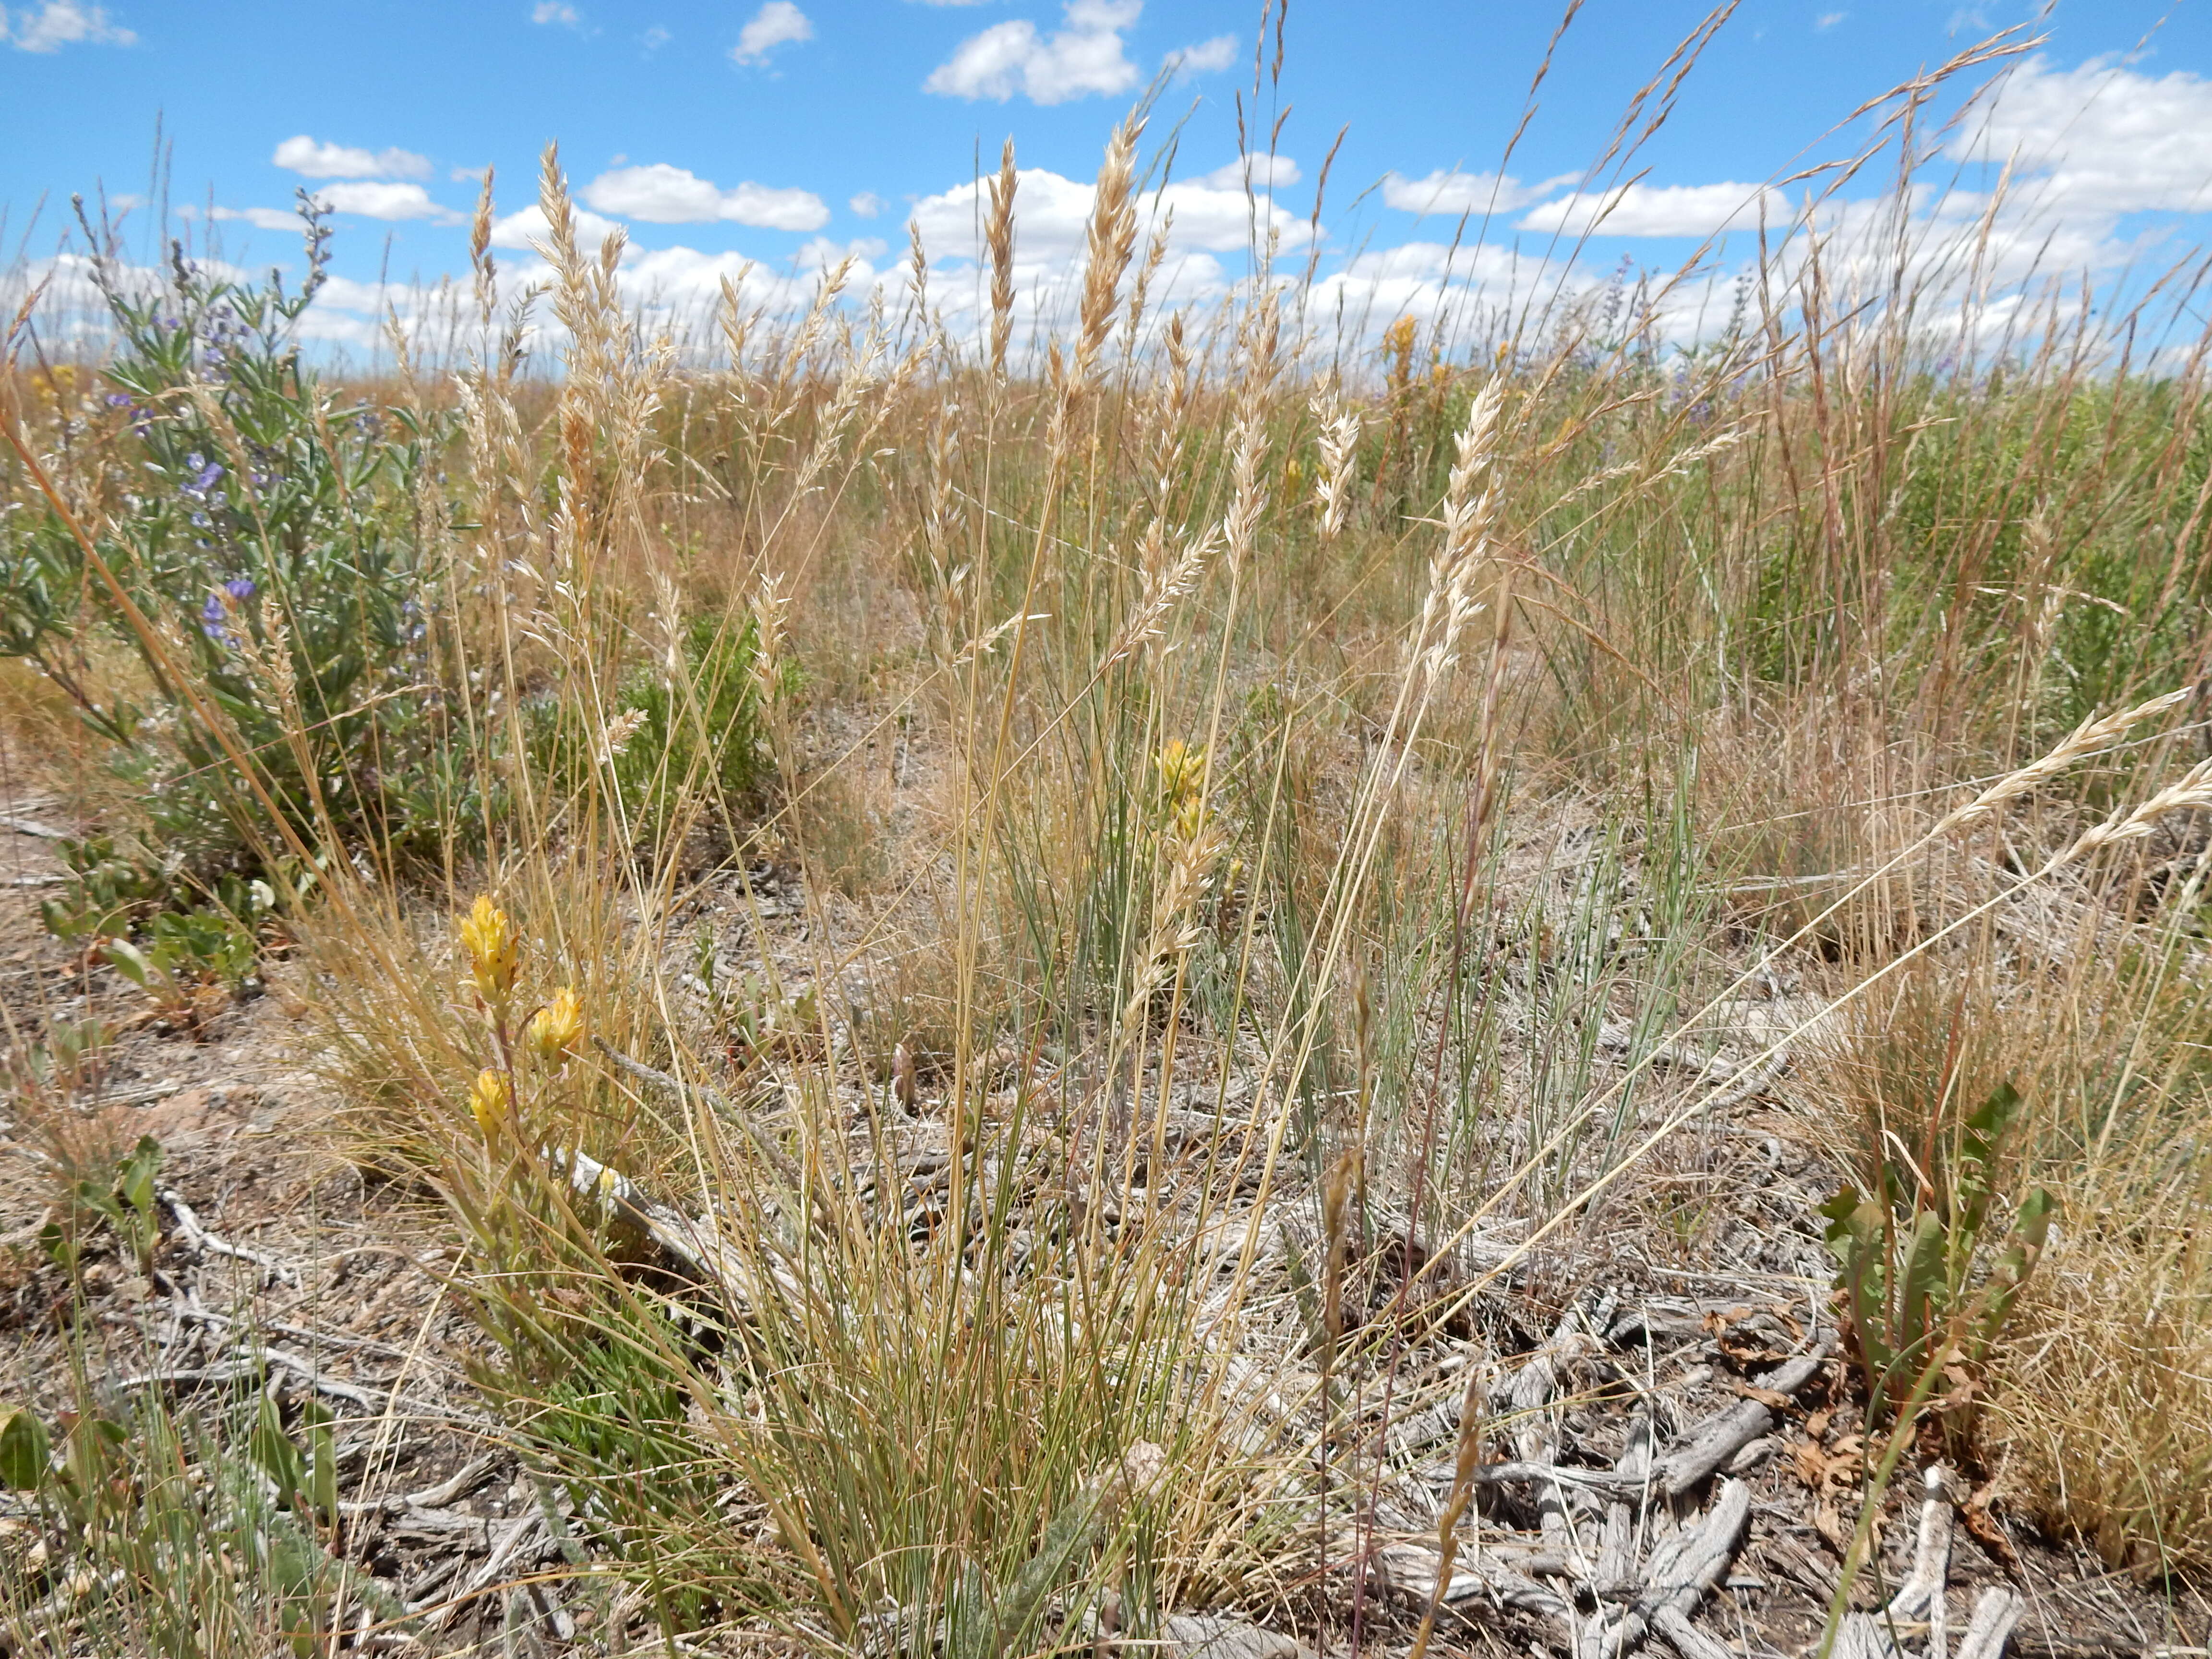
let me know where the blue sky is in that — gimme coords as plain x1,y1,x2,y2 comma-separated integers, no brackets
7,0,2212,351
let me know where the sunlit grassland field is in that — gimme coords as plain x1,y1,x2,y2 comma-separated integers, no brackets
8,47,2212,1658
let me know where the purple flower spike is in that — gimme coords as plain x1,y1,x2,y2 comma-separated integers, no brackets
201,593,227,625
224,577,256,601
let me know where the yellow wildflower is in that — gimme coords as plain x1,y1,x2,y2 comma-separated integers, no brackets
459,895,520,1006
525,987,586,1067
1156,739,1205,805
468,1068,512,1140
1157,739,1210,841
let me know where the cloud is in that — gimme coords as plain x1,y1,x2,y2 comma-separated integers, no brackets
1309,238,1572,331
580,163,830,230
1950,55,2212,217
1382,168,1575,217
1196,154,1301,191
1517,181,1781,237
488,202,631,252
1815,11,1845,28
799,234,888,267
203,205,314,232
1166,34,1235,77
640,24,669,49
732,0,810,63
849,191,886,218
2,0,134,50
924,0,1140,105
274,135,434,181
311,182,464,223
911,161,1313,265
531,1,581,24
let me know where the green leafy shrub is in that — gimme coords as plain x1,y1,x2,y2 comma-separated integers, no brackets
0,200,470,876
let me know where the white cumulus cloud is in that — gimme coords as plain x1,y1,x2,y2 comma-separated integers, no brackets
1382,168,1575,217
1951,54,2212,217
1196,154,1302,191
1166,34,1235,77
531,1,581,24
274,136,434,181
924,0,1140,105
2,0,134,51
899,156,1314,347
581,163,830,231
204,205,313,232
312,182,463,223
732,0,810,64
910,161,1311,263
1516,181,1782,238
849,191,886,218
488,202,631,252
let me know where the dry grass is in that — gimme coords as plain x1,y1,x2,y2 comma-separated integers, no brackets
12,35,2212,1653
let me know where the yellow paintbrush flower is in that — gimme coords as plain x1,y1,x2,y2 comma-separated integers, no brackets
525,987,586,1067
460,895,520,1006
468,1068,512,1140
1156,738,1204,806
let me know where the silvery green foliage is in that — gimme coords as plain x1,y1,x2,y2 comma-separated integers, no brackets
1,195,471,872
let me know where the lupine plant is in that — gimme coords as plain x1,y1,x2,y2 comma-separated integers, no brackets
0,196,469,877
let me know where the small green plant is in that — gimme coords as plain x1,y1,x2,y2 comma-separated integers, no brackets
36,834,172,945
1814,1085,2055,1654
4,1016,116,1100
0,1385,402,1659
41,1132,165,1277
1820,1081,2056,1428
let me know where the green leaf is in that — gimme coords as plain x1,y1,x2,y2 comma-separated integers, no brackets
1898,1209,1948,1353
0,1407,50,1490
2014,1185,2056,1254
100,938,155,988
116,1135,163,1221
250,1391,308,1506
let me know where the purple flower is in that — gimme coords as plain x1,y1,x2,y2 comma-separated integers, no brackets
179,453,224,500
201,593,227,625
223,577,255,601
106,392,131,408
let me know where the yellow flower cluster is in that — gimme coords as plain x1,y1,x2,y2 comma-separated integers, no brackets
1156,738,1209,842
469,1068,511,1140
526,987,586,1067
459,895,520,1008
457,896,586,1144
